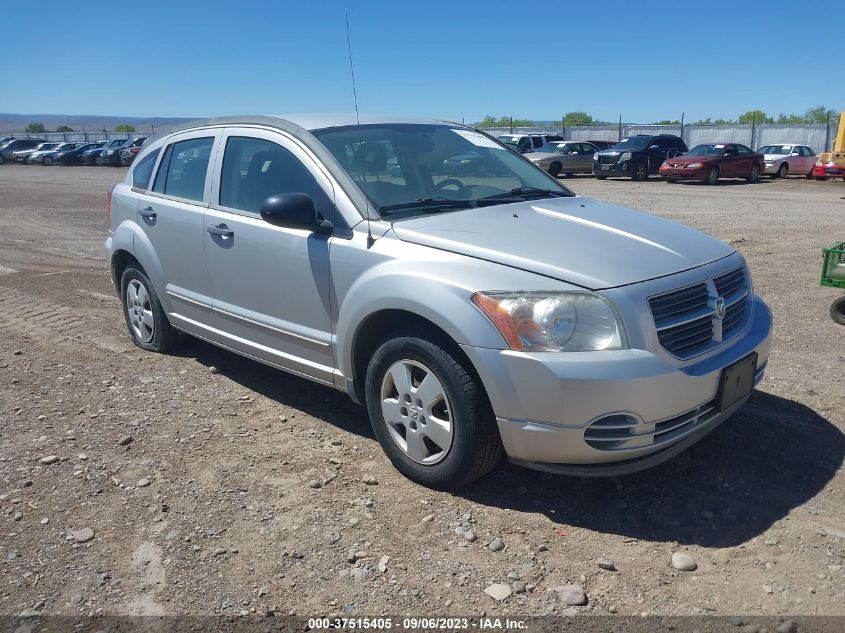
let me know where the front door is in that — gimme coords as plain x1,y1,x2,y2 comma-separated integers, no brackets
203,128,336,384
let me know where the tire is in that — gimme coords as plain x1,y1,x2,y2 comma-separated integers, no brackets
120,264,180,353
831,295,845,326
565,172,574,178
548,161,561,177
705,166,719,185
746,164,760,183
805,170,814,180
777,163,788,179
0,154,5,165
665,178,678,184
42,156,53,166
816,176,828,181
595,175,607,180
365,333,503,489
631,162,647,181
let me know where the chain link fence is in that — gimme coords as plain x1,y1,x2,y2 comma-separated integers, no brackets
2,130,156,143
482,122,839,153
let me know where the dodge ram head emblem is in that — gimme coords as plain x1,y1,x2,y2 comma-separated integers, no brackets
714,296,726,320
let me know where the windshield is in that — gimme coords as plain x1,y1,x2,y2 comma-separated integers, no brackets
312,124,572,219
54,143,74,151
687,145,725,156
537,142,573,154
611,137,652,150
758,145,792,155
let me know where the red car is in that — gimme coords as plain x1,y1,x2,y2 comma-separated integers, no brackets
812,156,845,181
659,143,764,184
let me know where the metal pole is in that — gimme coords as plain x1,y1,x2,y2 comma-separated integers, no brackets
750,112,756,149
509,117,513,134
824,110,831,152
562,116,565,138
680,112,685,144
618,114,622,141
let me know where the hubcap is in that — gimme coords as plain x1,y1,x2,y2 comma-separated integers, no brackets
126,279,154,343
380,359,453,465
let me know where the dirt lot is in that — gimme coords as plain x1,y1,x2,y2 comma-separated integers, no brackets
1,166,843,623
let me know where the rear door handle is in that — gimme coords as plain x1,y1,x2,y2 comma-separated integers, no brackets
207,223,234,238
139,206,156,220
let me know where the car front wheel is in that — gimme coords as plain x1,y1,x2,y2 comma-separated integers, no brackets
365,334,502,488
746,165,760,183
831,295,845,326
705,167,719,185
777,163,789,178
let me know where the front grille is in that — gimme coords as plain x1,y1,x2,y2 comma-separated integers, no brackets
649,266,751,359
584,399,719,451
598,155,618,165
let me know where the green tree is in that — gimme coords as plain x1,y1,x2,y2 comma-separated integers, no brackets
654,119,681,125
115,123,136,133
775,112,803,124
563,112,596,126
25,122,47,133
737,110,773,124
476,115,498,128
55,125,74,132
802,105,836,124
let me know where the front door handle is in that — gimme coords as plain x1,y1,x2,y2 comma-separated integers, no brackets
207,223,234,238
139,206,156,220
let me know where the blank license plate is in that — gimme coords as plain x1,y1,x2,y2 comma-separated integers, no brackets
601,164,612,170
716,352,757,412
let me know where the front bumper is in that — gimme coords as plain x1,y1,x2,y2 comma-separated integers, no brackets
763,162,782,174
814,164,845,178
659,167,706,180
592,161,632,177
461,295,772,475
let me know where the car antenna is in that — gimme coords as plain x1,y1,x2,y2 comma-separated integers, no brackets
345,13,374,248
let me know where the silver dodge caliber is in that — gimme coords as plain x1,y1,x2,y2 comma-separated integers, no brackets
105,115,772,488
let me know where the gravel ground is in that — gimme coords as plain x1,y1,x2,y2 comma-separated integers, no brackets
0,166,843,622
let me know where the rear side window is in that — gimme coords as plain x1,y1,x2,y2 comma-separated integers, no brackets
132,148,160,189
735,145,751,155
152,137,213,202
532,137,544,148
219,136,325,214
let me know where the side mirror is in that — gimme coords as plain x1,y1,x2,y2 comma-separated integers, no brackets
649,145,661,150
260,193,333,234
790,152,799,157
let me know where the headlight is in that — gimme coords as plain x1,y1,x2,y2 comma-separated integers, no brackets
472,291,626,352
686,162,704,169
593,152,599,161
619,152,631,162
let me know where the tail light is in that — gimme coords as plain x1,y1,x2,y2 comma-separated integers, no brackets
106,185,115,225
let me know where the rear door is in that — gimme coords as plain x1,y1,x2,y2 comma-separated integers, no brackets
203,127,336,383
799,146,816,173
734,144,754,177
574,143,597,172
134,129,221,341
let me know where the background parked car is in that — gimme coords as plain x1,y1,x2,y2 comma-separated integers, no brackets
56,142,98,165
80,140,117,165
0,136,17,146
29,142,81,165
442,150,507,176
119,144,143,166
758,144,816,178
101,136,147,165
527,140,601,177
12,141,60,163
0,138,46,164
497,133,562,153
659,143,764,184
593,134,687,180
586,140,615,150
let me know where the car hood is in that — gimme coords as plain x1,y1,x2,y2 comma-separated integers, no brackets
665,155,718,165
526,152,562,162
762,153,788,161
391,196,733,290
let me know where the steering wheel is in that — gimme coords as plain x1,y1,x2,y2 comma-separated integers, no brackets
435,178,468,195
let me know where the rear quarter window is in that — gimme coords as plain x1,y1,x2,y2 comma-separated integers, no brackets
132,148,161,190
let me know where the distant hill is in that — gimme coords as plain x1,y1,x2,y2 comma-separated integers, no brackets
0,113,196,133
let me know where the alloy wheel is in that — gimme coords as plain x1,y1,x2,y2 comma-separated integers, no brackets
380,359,453,465
126,279,155,343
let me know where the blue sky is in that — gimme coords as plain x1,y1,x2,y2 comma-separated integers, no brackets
2,0,842,123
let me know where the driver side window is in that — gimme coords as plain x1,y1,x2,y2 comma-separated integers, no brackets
219,136,328,216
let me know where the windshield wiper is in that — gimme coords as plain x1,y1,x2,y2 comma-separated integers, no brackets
378,197,475,214
477,186,572,202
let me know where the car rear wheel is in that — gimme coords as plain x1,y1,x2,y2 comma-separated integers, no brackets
120,265,180,353
665,178,678,184
595,175,607,180
631,162,647,181
42,156,54,166
777,163,789,178
548,161,561,177
0,155,5,165
705,167,719,185
746,165,760,183
831,295,845,326
365,333,502,489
